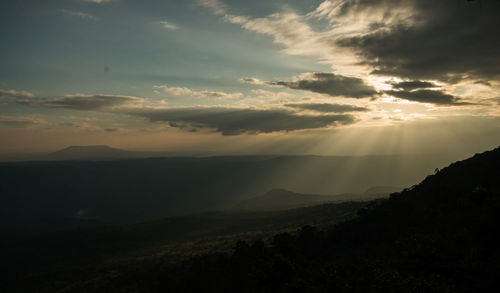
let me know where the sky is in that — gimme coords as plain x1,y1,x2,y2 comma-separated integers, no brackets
1,0,499,156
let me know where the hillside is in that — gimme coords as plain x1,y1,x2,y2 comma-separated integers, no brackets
163,146,500,292
235,188,392,211
2,147,499,292
34,145,138,161
0,201,366,292
31,145,497,293
0,154,453,231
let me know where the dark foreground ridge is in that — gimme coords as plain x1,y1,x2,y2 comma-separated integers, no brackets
162,146,500,292
2,146,500,292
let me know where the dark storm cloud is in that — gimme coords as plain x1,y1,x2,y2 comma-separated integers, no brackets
389,80,439,91
284,103,369,113
130,107,356,135
270,73,378,98
35,95,140,110
386,89,468,105
336,0,500,82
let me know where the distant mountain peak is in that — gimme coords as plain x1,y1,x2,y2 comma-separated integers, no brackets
364,186,402,195
60,145,119,151
263,188,302,197
40,145,134,161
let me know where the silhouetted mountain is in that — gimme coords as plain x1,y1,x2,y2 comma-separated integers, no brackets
2,147,500,292
166,146,500,292
0,154,457,232
0,147,185,162
236,189,332,210
36,145,138,161
363,185,402,194
235,188,389,211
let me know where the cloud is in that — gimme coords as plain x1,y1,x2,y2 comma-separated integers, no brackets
270,73,377,98
82,0,117,3
158,21,178,30
154,85,242,99
0,116,41,128
310,0,417,29
199,0,499,87
129,107,355,135
196,0,227,15
385,89,468,106
335,0,500,82
57,121,114,132
34,95,142,110
284,103,369,113
239,78,265,85
197,0,352,67
389,80,439,91
474,80,492,87
154,86,194,96
0,89,35,99
490,97,500,105
59,9,98,21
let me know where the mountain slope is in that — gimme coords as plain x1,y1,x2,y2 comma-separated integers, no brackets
0,154,453,229
0,201,367,292
235,189,338,210
2,147,500,292
165,146,500,292
235,188,391,211
37,145,137,161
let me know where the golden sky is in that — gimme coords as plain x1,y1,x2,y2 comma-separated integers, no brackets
1,0,499,155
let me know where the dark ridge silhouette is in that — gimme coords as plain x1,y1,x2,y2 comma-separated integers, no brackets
156,146,499,292
2,147,500,292
363,185,402,194
0,154,453,231
0,201,366,292
234,188,391,211
37,145,138,161
162,146,498,292
235,189,337,211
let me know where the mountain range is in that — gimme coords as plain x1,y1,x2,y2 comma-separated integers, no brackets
0,148,453,230
234,187,399,211
1,146,500,292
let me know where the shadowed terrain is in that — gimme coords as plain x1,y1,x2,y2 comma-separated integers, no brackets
1,146,499,292
164,146,500,292
1,0,499,291
234,187,396,211
0,148,453,232
1,201,367,292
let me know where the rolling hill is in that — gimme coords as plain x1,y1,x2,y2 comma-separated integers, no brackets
3,147,500,292
0,153,455,231
165,146,500,292
0,201,367,292
39,145,136,161
234,187,395,211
